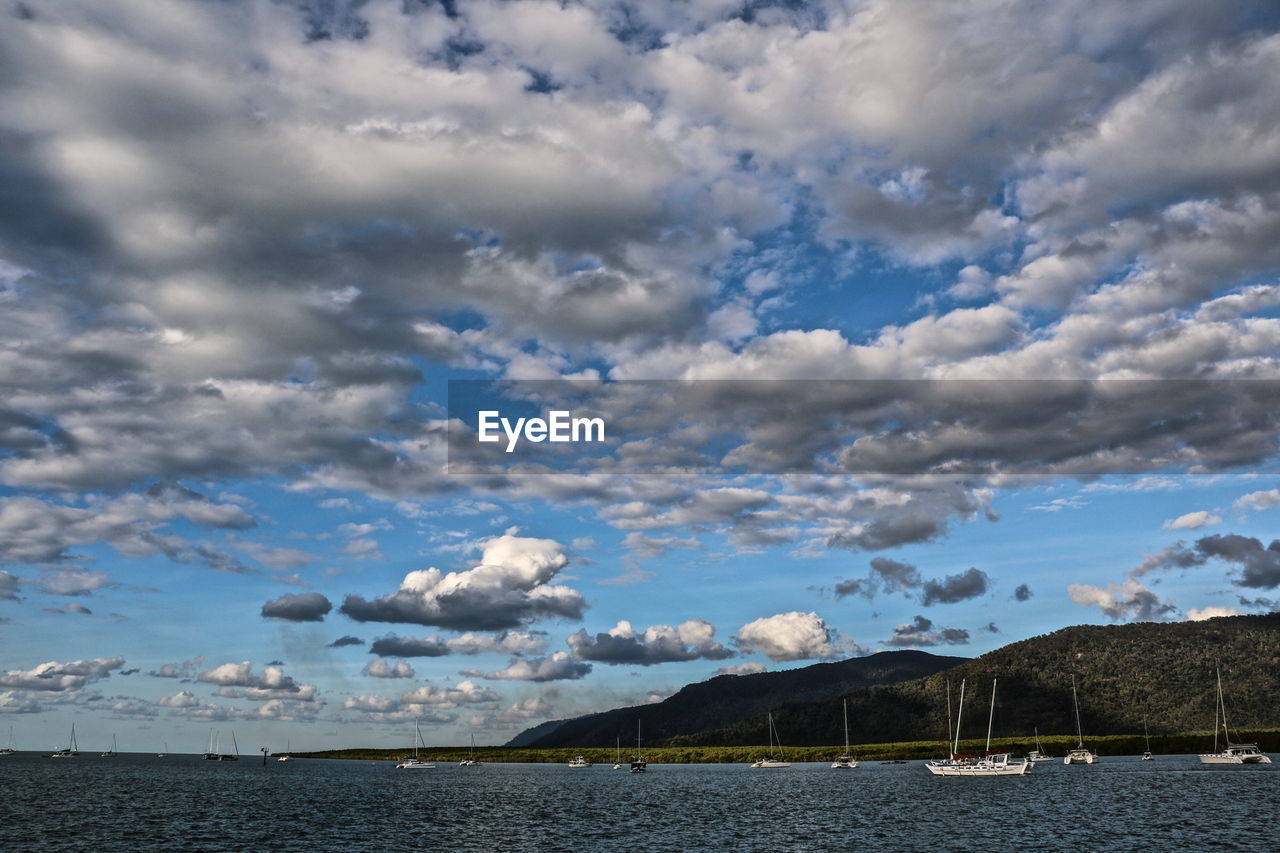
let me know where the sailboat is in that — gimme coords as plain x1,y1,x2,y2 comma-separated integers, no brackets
1063,676,1097,764
219,732,240,761
1141,723,1154,761
1028,727,1054,762
101,734,118,757
831,699,857,769
395,719,435,769
1,727,16,756
630,720,647,773
158,742,168,759
1199,668,1272,764
459,733,478,766
749,712,789,768
612,736,623,770
925,678,1031,776
202,731,219,760
51,724,79,758
277,739,294,762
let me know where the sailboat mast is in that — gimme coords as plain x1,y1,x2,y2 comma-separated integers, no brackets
1217,667,1232,744
945,680,953,746
1071,675,1084,748
953,679,966,757
986,678,997,753
842,699,850,752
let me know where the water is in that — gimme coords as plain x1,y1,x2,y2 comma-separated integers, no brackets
1,753,1276,852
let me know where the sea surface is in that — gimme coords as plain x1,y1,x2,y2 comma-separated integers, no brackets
1,752,1276,852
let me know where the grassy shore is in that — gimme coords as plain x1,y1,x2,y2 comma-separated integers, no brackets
287,729,1280,763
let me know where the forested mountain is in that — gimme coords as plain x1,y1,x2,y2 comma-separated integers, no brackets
511,649,965,747
670,613,1280,747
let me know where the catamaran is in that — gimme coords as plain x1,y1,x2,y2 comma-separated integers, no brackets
1028,727,1054,762
631,721,647,773
749,712,790,768
1199,668,1272,764
1063,676,1097,764
101,734,118,757
396,719,435,769
925,678,1031,776
51,724,79,758
831,699,857,769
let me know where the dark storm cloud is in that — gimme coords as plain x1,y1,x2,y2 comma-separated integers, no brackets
1013,584,1033,602
260,592,333,622
828,516,945,552
1196,534,1280,589
368,634,450,658
920,568,989,606
565,619,733,666
327,635,365,648
883,615,970,648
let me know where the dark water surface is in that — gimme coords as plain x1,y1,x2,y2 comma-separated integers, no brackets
1,753,1276,852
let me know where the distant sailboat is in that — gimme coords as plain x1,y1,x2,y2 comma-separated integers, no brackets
568,755,592,768
202,730,219,760
1,726,16,756
612,736,623,770
277,739,293,762
924,678,1031,776
395,719,435,769
1199,668,1272,764
831,699,857,769
219,732,240,761
1028,727,1054,762
51,724,79,758
1063,676,1097,765
749,712,789,768
631,721,647,773
1141,723,1154,761
101,734,118,758
158,741,168,758
459,733,478,766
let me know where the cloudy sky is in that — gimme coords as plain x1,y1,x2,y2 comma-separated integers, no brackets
4,0,1280,752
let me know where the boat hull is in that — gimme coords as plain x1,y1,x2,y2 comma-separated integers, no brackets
925,758,1030,777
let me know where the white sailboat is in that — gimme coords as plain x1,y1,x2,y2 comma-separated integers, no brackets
277,739,293,762
749,712,790,768
1141,723,1154,761
1199,668,1272,765
1,726,16,756
1027,727,1054,762
630,720,647,773
101,733,117,757
612,736,623,770
52,724,79,758
219,732,240,761
1063,676,1097,765
202,730,219,760
396,719,435,769
459,733,478,766
831,699,857,769
925,678,1031,776
158,741,168,758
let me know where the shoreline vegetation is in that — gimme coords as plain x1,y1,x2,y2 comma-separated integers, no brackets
287,729,1280,763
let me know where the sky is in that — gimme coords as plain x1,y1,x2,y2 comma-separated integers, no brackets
3,0,1280,754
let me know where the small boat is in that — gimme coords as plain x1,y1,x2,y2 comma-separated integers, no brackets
568,755,592,768
278,740,293,762
925,679,1031,777
831,699,857,769
158,741,168,758
612,736,623,770
101,734,118,757
1,727,17,756
1063,676,1097,765
1141,723,1154,761
459,733,478,766
1199,668,1272,765
219,732,240,761
1028,728,1054,762
749,712,790,768
51,724,79,758
396,719,435,769
631,721,647,773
